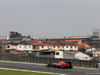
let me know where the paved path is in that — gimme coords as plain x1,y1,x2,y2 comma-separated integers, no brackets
0,61,100,75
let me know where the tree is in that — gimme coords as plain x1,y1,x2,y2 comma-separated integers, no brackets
9,31,22,38
79,48,86,52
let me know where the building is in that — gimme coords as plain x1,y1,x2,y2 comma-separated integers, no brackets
75,43,91,52
26,39,42,44
86,48,97,52
32,43,50,50
44,41,63,50
92,38,100,48
63,39,82,43
55,51,92,60
43,35,98,42
93,50,100,57
61,42,78,51
26,39,50,50
0,41,33,53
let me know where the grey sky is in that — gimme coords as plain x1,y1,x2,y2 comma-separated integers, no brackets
0,0,100,38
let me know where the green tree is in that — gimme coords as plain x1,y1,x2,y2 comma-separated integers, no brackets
9,31,22,38
79,48,86,52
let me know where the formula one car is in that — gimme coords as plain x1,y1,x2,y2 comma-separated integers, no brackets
46,61,73,69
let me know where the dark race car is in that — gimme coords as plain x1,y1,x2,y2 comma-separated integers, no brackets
46,61,73,69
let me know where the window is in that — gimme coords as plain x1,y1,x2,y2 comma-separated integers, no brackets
86,39,90,41
19,46,21,48
85,57,88,59
71,46,72,48
58,46,60,48
42,46,44,48
33,46,35,48
0,46,2,49
7,45,10,48
62,46,64,48
56,52,59,55
29,46,31,48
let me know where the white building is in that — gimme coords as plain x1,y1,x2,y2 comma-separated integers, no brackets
18,44,33,51
55,51,92,60
75,52,92,60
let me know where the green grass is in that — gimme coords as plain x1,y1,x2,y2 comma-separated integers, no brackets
0,69,58,75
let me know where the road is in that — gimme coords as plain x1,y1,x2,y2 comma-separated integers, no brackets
0,61,100,75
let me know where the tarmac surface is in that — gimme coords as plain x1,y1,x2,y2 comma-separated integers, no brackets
0,61,100,75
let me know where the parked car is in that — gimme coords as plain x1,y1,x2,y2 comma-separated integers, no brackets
46,61,73,69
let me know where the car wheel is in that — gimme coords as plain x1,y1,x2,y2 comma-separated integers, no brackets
69,66,73,69
47,64,51,67
51,66,54,68
60,65,64,69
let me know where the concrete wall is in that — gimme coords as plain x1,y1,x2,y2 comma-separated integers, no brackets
63,52,75,59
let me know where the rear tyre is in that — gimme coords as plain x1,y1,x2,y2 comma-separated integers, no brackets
51,65,54,68
69,66,73,69
47,64,51,67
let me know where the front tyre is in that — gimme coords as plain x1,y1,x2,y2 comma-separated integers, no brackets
60,65,64,69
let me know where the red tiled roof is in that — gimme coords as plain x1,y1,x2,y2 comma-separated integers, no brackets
32,43,48,46
61,42,77,46
33,39,41,43
26,39,42,44
0,40,7,43
44,41,63,46
64,39,81,43
75,43,91,49
26,41,33,44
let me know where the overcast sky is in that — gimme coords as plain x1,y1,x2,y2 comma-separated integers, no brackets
0,0,100,38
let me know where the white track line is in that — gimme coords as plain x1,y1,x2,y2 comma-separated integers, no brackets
0,67,67,75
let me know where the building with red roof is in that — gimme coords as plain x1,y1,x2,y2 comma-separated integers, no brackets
26,39,42,44
44,41,63,50
61,42,78,51
63,39,82,43
75,43,91,50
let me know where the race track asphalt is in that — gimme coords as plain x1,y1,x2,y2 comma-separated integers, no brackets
0,61,100,75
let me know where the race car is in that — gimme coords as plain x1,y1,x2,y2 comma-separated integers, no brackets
46,61,73,69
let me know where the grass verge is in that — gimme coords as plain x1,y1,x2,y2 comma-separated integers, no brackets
0,69,58,75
